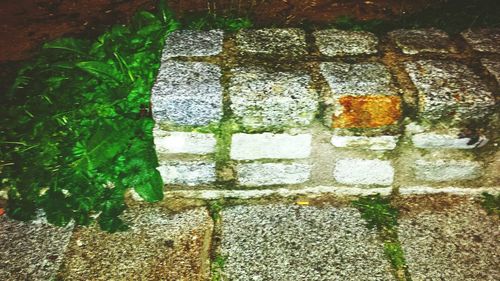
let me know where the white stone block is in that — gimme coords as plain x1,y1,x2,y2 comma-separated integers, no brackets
331,135,398,150
412,133,488,149
333,159,394,186
230,133,312,160
236,162,311,186
414,160,482,182
154,129,217,155
158,161,216,186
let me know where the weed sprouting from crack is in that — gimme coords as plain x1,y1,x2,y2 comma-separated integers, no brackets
480,192,500,216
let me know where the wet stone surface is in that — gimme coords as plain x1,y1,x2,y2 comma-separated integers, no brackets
461,28,500,53
313,29,378,56
162,29,223,58
151,61,223,126
399,197,500,281
236,28,307,56
220,204,394,281
229,67,318,129
0,216,73,280
388,28,455,54
481,58,500,84
404,60,495,121
58,206,213,281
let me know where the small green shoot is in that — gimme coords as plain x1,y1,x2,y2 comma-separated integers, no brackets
352,194,398,230
208,200,224,222
211,254,227,281
480,192,500,216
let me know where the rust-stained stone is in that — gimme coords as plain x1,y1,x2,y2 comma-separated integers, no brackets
57,206,212,281
388,28,455,54
0,215,73,280
332,96,402,128
461,28,500,53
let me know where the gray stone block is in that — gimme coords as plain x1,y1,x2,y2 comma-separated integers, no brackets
414,159,482,182
236,162,311,186
388,28,455,54
411,132,488,149
236,28,307,56
162,29,223,58
230,133,312,160
333,158,394,186
461,28,500,53
220,205,394,281
157,160,216,186
151,61,223,126
405,60,495,121
331,135,399,150
153,127,217,155
229,67,318,129
314,28,378,56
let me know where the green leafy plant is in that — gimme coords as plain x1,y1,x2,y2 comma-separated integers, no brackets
211,254,227,281
480,192,500,216
0,1,179,232
352,194,398,230
183,12,252,31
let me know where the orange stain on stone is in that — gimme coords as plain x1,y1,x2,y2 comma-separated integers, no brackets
333,96,401,128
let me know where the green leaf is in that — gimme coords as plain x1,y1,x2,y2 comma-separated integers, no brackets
76,61,123,83
133,169,164,202
43,38,89,56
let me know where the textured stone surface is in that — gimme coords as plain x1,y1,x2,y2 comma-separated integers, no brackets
230,133,312,160
481,58,500,83
229,67,318,129
388,28,454,54
333,159,394,186
236,28,307,56
320,62,394,95
58,206,212,281
220,204,394,281
461,28,500,53
330,96,401,128
236,162,311,186
399,198,500,281
314,28,378,56
405,60,495,121
157,161,216,186
0,216,73,280
331,135,399,150
414,159,482,182
153,128,216,155
412,132,488,149
151,61,223,126
162,29,223,58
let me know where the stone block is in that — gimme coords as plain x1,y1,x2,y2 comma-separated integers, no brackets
220,205,394,281
162,29,223,58
236,162,311,186
412,132,488,149
331,135,399,150
230,133,312,160
388,28,455,54
461,28,500,53
413,159,482,182
313,28,378,56
320,62,401,128
153,127,216,155
151,61,223,126
404,60,495,121
58,206,213,280
236,28,307,56
333,159,394,186
229,67,318,129
157,161,216,186
481,58,500,84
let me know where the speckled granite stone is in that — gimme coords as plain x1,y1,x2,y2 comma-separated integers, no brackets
58,206,213,281
229,67,318,129
399,197,500,281
219,204,394,281
157,160,216,186
461,28,500,53
0,215,73,280
481,58,500,83
405,60,495,121
314,29,378,56
151,61,223,126
236,28,307,56
389,28,455,54
162,29,223,58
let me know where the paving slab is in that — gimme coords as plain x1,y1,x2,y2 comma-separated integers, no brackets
461,28,500,53
236,28,307,56
313,28,378,56
388,28,455,54
229,67,318,129
162,29,223,58
405,60,495,121
157,160,217,186
398,196,500,281
58,206,213,281
219,204,394,281
0,215,73,280
481,58,500,84
151,60,223,126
